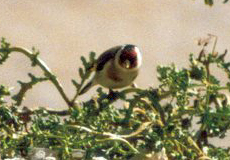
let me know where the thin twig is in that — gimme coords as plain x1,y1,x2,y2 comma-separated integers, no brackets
66,124,143,153
6,47,72,107
208,34,218,55
96,137,139,153
18,106,70,116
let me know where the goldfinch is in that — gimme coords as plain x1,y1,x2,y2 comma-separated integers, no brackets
79,44,142,95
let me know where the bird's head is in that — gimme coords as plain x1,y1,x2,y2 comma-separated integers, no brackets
115,44,142,71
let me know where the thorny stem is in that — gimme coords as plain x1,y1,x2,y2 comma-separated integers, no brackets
6,47,72,107
71,84,144,105
18,106,70,116
66,125,140,153
96,137,139,153
196,47,212,148
71,78,87,104
208,34,218,56
71,92,79,105
17,83,230,117
71,64,95,104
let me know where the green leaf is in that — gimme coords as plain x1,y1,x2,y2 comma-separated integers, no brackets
205,0,213,6
72,79,80,90
189,66,205,81
89,52,96,64
79,67,84,79
0,85,10,96
0,38,11,65
1,37,10,48
226,82,230,92
80,56,87,68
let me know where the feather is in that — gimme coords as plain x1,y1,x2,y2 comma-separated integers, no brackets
96,46,122,71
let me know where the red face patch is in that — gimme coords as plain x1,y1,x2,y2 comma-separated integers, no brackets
119,47,138,69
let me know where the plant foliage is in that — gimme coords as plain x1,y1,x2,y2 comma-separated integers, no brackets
1,35,230,159
203,0,229,6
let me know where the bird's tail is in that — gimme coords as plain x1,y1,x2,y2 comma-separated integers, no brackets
79,80,96,95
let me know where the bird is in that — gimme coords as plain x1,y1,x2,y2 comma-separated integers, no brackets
79,44,142,95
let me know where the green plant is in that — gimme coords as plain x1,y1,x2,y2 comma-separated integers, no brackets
203,0,229,6
1,35,230,159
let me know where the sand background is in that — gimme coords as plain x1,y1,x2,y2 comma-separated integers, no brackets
0,0,230,147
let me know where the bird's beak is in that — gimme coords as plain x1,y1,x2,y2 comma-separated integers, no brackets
124,60,131,69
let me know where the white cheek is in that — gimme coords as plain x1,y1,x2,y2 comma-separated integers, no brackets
135,47,142,68
114,50,122,69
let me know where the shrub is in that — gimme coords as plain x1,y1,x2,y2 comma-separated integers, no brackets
1,35,230,159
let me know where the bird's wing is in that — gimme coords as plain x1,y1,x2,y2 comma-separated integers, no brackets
96,45,122,71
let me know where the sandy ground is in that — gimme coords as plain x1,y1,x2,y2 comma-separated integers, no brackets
0,0,230,147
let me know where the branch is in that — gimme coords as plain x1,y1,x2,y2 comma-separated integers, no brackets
71,52,96,104
0,46,72,107
12,73,48,106
66,125,142,153
18,106,70,116
96,137,139,153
